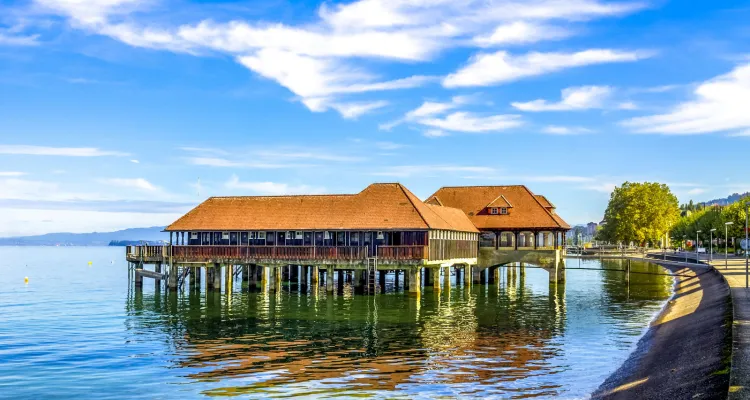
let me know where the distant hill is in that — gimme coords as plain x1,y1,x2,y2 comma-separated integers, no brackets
0,226,168,246
701,192,750,207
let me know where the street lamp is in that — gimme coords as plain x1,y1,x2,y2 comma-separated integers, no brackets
726,222,734,270
710,228,716,262
696,230,702,264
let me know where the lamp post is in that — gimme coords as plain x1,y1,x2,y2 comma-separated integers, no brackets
696,230,702,264
726,222,734,270
710,228,716,262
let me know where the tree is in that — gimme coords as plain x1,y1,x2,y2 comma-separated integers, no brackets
598,182,680,246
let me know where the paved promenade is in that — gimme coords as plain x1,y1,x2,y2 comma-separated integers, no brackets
707,256,750,400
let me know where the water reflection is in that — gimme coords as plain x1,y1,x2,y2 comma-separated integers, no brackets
124,260,672,398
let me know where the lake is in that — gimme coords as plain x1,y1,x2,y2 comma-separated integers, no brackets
0,247,673,399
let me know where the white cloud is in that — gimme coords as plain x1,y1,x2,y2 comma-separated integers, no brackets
406,101,457,119
0,144,128,157
375,141,406,150
521,175,594,183
0,32,40,46
512,85,612,111
423,129,449,138
0,172,26,177
444,49,649,88
33,0,647,119
582,182,617,193
225,175,325,195
330,100,388,119
101,178,158,191
618,101,638,110
130,159,140,163
687,188,707,195
418,112,523,133
542,125,594,135
187,157,311,169
473,21,572,46
623,63,750,135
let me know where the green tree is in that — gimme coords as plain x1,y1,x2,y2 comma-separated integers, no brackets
598,182,680,245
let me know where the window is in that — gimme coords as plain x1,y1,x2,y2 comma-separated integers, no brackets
376,231,384,240
190,232,198,239
258,232,266,239
324,231,331,240
500,207,508,215
295,231,303,239
490,207,499,215
222,232,230,240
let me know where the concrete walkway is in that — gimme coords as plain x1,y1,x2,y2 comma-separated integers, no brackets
708,256,750,400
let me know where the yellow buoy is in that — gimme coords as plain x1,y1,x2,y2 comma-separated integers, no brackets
24,277,28,284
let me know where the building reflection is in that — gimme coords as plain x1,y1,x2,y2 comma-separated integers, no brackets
124,273,570,396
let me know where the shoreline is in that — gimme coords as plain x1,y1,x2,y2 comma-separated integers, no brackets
592,262,732,399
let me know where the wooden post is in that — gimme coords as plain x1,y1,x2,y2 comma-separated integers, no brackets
379,270,386,292
443,266,450,290
154,263,162,290
168,263,177,291
408,267,421,295
337,269,344,291
432,267,441,290
326,266,334,292
311,266,319,286
300,265,308,288
394,270,400,289
212,263,221,291
403,269,409,289
423,267,432,286
464,265,472,287
274,266,281,292
135,263,143,288
224,264,233,294
242,265,249,282
354,270,364,293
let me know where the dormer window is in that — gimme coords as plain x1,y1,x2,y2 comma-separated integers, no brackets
500,207,508,215
490,207,498,215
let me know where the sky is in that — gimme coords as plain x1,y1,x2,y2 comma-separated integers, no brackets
1,0,750,237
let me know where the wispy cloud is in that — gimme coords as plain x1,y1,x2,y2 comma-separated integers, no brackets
473,21,573,46
0,144,129,157
444,49,650,88
330,100,388,119
0,171,26,177
187,157,311,169
0,32,40,46
100,178,158,191
225,175,325,195
542,125,595,135
512,86,612,111
423,129,449,138
418,112,523,133
623,63,750,135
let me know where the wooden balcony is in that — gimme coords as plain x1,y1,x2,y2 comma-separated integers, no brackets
126,245,430,265
377,245,428,260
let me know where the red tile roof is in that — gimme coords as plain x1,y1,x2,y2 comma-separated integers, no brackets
487,194,513,208
426,185,570,230
166,183,478,233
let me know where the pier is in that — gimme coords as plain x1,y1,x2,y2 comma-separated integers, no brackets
127,183,571,295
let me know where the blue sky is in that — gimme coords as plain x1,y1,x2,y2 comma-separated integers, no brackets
1,0,750,236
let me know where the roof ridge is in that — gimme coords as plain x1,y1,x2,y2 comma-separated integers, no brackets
522,186,563,228
396,183,431,229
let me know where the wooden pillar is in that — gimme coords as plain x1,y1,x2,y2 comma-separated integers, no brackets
248,265,257,290
242,265,249,282
494,266,500,284
408,267,421,295
300,265,308,288
274,266,281,291
394,270,400,289
354,270,364,293
135,263,143,288
472,265,481,284
514,232,519,250
311,266,319,286
379,270,386,292
154,263,162,290
487,266,495,284
432,267,441,290
423,267,432,286
403,269,410,289
213,263,222,291
224,264,233,294
442,266,451,290
479,267,486,285
495,230,499,249
464,265,472,287
337,270,344,291
326,266,334,292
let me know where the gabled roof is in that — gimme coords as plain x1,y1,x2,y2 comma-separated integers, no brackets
426,185,570,230
487,194,513,208
166,183,478,233
535,195,555,209
425,195,443,206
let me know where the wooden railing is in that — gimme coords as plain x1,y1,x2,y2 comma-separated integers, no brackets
377,245,428,260
171,246,370,261
126,245,166,258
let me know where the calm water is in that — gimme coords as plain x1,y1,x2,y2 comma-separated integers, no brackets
0,247,673,399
